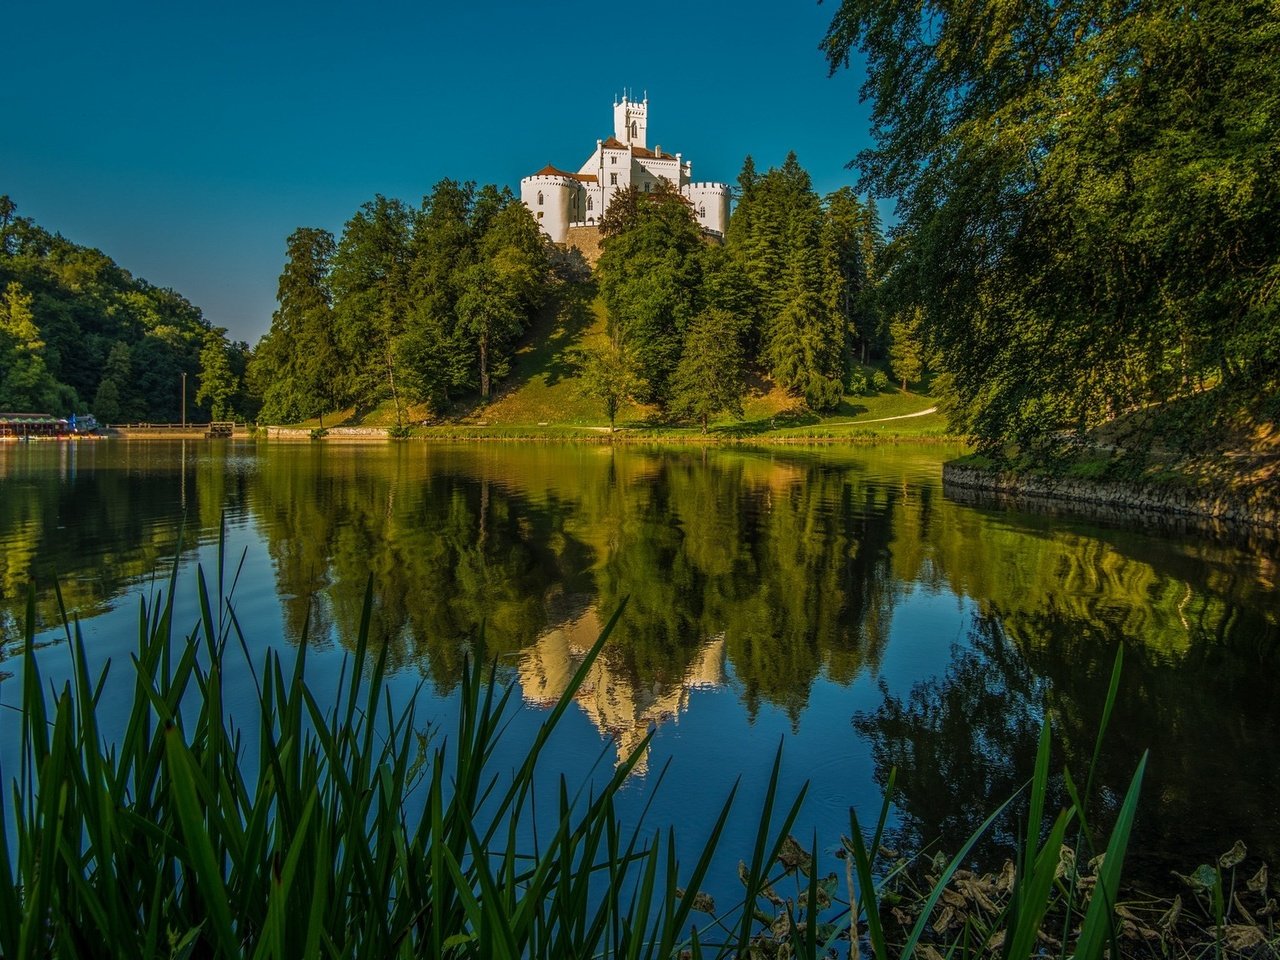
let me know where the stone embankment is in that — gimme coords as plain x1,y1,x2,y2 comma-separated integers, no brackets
263,426,389,440
943,461,1280,532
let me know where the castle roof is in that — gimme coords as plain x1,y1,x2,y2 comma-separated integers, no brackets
599,137,678,160
533,164,598,183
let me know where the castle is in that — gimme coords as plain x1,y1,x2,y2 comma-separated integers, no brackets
520,94,730,244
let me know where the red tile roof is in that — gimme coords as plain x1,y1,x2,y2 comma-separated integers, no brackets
533,164,598,183
598,138,679,160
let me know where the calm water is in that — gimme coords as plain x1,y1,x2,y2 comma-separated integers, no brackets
1,440,1277,892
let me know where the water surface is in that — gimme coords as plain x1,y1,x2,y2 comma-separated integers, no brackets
1,440,1276,891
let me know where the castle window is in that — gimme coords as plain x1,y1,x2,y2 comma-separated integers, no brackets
587,196,593,211
631,121,637,138
699,205,706,218
611,156,617,164
610,173,617,186
644,182,650,193
537,191,544,206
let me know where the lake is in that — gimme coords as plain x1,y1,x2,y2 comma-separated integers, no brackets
1,440,1277,895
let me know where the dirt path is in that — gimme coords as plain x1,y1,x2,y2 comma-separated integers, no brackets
827,405,938,426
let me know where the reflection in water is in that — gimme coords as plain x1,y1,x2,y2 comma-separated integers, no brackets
519,599,726,774
1,441,1277,881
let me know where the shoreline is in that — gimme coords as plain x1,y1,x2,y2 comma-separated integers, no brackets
943,459,1280,534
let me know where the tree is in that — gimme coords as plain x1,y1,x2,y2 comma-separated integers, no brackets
331,197,412,419
888,307,925,391
573,338,643,430
670,308,745,433
725,153,846,410
597,182,705,406
0,281,72,412
824,0,1280,451
92,342,137,422
196,329,239,420
456,262,523,400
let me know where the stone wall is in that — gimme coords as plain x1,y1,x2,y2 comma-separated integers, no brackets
942,461,1280,532
262,426,389,440
564,225,606,265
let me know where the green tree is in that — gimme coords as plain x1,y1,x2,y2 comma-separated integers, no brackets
824,0,1280,450
331,197,412,419
597,182,705,406
573,338,643,430
457,262,523,401
196,329,239,420
888,306,925,390
725,153,846,410
255,227,340,425
670,308,745,432
0,281,73,412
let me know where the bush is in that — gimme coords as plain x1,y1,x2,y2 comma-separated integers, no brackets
387,422,411,440
871,369,891,393
309,426,329,440
847,369,870,396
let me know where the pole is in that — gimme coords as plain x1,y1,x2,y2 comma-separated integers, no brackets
181,372,187,427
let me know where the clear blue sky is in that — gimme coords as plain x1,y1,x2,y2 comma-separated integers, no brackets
3,0,873,344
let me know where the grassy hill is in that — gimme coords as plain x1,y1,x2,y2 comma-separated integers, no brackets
293,283,949,441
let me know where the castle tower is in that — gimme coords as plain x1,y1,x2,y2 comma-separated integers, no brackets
613,93,647,148
682,182,731,236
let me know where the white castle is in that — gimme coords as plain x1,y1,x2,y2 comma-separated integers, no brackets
520,93,730,244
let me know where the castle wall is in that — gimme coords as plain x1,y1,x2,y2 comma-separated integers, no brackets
564,225,605,265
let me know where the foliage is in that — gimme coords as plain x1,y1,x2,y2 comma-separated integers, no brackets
870,369,890,393
0,280,73,412
596,182,706,406
887,306,925,391
824,0,1280,453
0,196,225,420
670,308,747,432
195,329,241,421
253,182,550,421
252,227,340,425
572,336,644,429
726,155,879,410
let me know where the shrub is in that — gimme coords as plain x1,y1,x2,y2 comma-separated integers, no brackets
871,369,891,393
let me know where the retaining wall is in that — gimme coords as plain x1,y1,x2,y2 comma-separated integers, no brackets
942,461,1280,532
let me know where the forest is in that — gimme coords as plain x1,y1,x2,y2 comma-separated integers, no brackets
0,196,252,422
248,161,888,431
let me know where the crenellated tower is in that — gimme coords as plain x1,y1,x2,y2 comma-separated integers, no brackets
613,93,647,148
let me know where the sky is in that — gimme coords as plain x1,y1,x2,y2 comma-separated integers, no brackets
3,0,875,344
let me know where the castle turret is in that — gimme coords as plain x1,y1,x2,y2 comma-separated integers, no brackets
682,181,731,236
521,166,579,243
613,93,647,148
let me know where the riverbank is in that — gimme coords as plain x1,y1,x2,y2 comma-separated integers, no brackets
944,448,1280,532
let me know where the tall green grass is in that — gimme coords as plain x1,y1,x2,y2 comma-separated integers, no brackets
0,534,1151,958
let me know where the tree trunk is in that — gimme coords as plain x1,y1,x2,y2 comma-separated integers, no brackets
480,335,490,399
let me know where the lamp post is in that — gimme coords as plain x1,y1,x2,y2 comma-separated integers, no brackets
181,372,187,427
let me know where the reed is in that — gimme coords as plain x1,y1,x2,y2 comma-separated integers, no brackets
0,532,1158,958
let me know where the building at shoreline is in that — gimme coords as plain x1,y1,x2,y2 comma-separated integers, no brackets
520,94,730,245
